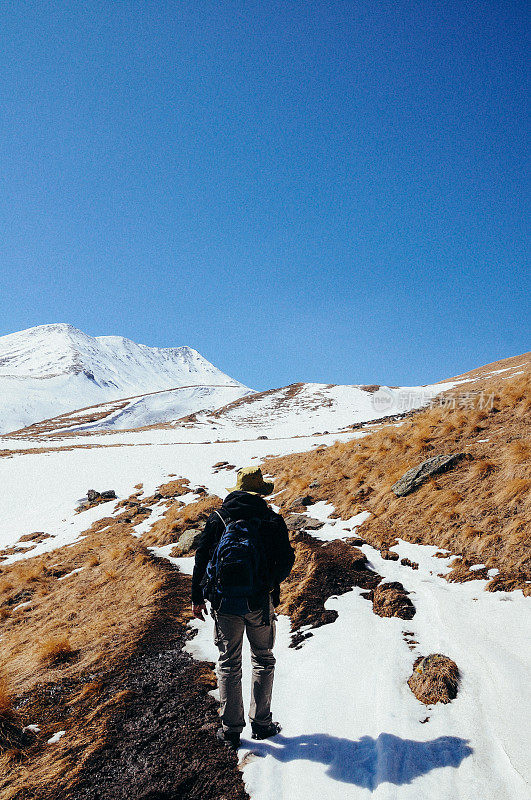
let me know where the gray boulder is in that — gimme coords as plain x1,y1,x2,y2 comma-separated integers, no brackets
391,454,470,497
284,513,324,532
175,528,203,554
87,489,116,502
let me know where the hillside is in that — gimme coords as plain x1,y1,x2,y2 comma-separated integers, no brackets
5,379,452,439
263,358,531,593
0,352,529,800
7,347,527,443
0,324,251,433
7,369,481,442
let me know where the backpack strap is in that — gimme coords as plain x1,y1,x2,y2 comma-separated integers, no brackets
214,509,229,528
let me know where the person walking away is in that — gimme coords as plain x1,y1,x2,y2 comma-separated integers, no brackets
192,466,295,749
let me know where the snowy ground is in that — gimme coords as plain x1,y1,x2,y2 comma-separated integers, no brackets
181,527,530,799
1,419,529,799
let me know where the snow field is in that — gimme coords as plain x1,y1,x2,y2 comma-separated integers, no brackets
183,538,530,800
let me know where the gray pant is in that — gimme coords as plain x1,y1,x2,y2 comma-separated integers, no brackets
213,600,276,734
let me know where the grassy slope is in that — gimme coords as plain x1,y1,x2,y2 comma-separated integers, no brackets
264,371,530,593
0,483,247,800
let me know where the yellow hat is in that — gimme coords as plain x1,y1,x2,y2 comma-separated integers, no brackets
227,466,274,496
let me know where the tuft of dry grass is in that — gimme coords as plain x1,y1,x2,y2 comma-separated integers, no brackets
38,636,75,666
469,459,497,479
408,654,459,705
371,582,416,620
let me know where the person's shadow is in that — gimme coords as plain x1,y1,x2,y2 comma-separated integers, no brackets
241,732,473,789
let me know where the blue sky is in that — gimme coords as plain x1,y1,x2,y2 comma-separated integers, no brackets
0,1,528,390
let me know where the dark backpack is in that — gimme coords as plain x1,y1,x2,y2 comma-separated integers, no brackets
202,510,270,615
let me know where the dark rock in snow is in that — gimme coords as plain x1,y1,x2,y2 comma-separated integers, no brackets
381,549,399,561
87,489,116,502
291,495,313,509
345,536,366,546
391,453,470,497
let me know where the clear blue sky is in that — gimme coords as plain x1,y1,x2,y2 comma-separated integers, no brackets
0,1,528,390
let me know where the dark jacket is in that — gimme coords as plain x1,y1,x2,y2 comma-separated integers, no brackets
191,490,295,608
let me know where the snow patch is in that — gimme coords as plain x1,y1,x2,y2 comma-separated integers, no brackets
47,731,66,744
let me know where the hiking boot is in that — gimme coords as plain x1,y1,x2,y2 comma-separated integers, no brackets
216,728,240,750
251,721,282,740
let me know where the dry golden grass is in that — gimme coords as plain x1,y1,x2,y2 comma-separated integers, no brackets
141,494,222,546
38,636,75,666
408,654,459,705
0,529,163,696
0,520,173,798
0,681,13,719
265,371,531,593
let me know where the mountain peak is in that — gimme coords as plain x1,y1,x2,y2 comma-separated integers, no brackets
0,324,251,433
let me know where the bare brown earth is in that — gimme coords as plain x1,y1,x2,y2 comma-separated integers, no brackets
277,532,381,643
263,368,531,593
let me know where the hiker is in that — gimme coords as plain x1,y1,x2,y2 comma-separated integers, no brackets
192,466,295,749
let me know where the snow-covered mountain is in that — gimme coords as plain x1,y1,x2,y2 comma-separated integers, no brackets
171,381,457,439
0,324,251,433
